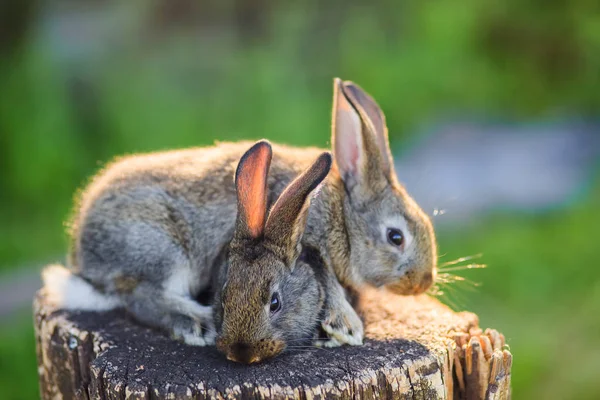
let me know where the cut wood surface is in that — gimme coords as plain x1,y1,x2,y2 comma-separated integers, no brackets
34,287,512,399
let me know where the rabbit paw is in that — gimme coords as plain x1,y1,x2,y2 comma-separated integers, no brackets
173,318,216,347
321,301,364,346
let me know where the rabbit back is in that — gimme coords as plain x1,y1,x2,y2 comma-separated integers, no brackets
70,142,326,297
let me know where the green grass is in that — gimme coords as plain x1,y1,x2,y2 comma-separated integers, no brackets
0,313,38,400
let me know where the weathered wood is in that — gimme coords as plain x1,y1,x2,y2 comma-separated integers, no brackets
34,287,511,399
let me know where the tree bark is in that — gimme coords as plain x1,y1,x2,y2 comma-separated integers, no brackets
34,287,511,399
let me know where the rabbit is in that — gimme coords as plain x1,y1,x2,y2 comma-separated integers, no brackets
213,141,331,363
43,77,437,348
293,78,438,346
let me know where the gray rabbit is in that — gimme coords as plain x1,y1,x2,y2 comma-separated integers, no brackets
214,141,331,363
43,78,437,348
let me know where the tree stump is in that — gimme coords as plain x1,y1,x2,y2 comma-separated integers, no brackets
34,287,512,399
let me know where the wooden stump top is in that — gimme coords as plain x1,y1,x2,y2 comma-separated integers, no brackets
34,288,512,399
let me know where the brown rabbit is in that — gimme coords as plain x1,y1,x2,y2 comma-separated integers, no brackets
214,141,331,363
42,78,437,347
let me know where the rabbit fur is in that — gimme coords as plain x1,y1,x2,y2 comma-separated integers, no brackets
42,78,437,348
214,141,331,363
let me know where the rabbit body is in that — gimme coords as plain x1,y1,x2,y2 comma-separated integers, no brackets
47,78,437,348
66,142,327,345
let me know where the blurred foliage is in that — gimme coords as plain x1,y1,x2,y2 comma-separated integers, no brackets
0,0,599,399
1,0,600,267
0,314,38,400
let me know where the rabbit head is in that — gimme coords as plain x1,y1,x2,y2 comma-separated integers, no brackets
332,78,437,295
215,140,331,364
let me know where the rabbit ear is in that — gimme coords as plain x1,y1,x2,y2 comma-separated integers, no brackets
331,78,390,195
341,81,394,178
234,140,272,239
265,152,332,262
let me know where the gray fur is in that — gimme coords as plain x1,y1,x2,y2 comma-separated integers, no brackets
61,78,436,348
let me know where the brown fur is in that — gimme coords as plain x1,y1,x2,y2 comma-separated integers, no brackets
215,144,331,363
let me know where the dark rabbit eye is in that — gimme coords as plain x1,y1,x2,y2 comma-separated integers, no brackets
387,228,405,248
270,292,281,313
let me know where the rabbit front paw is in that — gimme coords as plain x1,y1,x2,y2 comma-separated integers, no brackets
320,301,364,346
172,317,216,346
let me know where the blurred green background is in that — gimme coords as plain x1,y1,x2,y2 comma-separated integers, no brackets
1,1,599,399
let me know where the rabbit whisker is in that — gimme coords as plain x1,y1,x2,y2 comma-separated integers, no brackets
426,284,445,297
438,263,486,272
436,272,482,291
287,346,332,352
438,253,483,268
430,282,463,310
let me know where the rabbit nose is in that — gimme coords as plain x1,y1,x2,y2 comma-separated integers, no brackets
227,342,262,364
421,270,434,289
410,270,435,295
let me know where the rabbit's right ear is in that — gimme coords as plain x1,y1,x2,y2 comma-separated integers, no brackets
331,78,389,197
265,152,332,263
342,81,394,178
234,140,272,239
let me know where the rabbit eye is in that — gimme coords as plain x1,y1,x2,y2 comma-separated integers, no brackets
387,228,405,249
270,292,281,313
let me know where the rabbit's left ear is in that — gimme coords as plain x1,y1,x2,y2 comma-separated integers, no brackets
234,140,272,239
265,152,332,264
341,81,395,179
